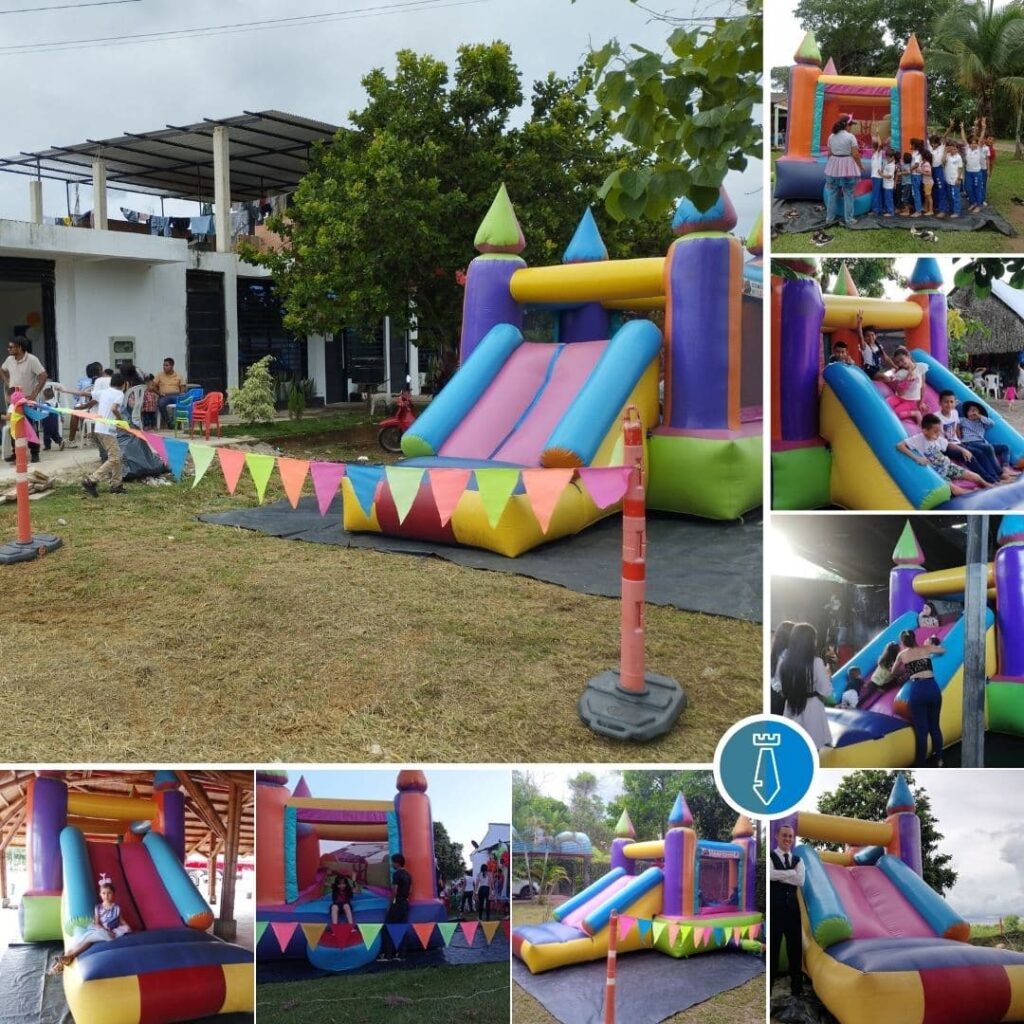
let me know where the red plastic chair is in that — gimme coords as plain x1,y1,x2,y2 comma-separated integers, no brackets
190,392,224,439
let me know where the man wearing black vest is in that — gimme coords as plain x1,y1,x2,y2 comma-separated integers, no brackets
770,824,805,997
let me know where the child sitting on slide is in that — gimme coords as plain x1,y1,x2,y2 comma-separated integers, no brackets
884,346,928,425
896,413,992,495
961,400,1020,482
48,876,131,975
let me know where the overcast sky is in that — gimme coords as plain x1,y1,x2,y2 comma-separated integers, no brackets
0,0,761,236
801,770,1024,923
285,768,509,869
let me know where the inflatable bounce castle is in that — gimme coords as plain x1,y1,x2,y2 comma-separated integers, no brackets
774,31,927,209
18,772,253,1024
771,257,1024,510
512,793,762,973
255,770,445,972
342,185,763,556
818,517,1024,767
773,774,1024,1024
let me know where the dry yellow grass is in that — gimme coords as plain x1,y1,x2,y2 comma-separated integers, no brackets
0,457,760,763
510,902,766,1024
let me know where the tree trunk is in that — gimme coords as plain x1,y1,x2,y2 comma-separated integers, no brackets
1016,100,1023,160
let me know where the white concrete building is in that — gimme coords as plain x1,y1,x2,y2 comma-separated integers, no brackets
0,112,417,403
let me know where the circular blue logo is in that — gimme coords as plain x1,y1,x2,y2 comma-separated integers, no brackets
713,716,818,820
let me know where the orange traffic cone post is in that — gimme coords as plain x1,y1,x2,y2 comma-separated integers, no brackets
578,408,686,741
0,393,62,564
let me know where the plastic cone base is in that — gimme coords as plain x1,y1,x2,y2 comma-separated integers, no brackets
578,669,686,741
0,534,62,565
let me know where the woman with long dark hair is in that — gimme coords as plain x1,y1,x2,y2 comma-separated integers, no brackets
824,115,863,229
772,622,834,749
894,629,945,767
770,621,795,716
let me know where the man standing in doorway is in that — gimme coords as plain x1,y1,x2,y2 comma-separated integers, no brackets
2,338,47,463
153,356,186,428
770,824,805,998
378,853,412,961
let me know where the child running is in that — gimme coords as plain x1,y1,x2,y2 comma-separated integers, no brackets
896,413,992,495
48,876,131,974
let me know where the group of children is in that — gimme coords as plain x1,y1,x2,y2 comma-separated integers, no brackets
869,120,994,218
829,317,1022,496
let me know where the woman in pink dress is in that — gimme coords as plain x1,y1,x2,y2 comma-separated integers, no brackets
824,114,863,229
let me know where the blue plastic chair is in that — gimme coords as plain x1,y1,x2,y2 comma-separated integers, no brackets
172,387,204,434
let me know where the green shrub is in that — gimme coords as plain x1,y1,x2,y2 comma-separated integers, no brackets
287,380,307,420
229,355,276,424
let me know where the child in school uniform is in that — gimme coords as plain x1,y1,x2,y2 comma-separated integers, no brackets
943,142,964,217
929,133,947,216
881,149,897,216
870,139,885,215
961,120,985,212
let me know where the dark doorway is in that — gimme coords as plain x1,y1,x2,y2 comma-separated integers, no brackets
324,333,346,403
185,270,227,394
342,324,385,388
237,278,307,388
0,257,58,381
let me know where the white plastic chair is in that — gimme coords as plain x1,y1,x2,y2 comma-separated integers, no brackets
984,374,1002,399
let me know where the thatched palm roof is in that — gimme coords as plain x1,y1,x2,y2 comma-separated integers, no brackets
949,283,1024,355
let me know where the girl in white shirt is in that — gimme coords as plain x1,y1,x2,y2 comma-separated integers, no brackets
943,143,964,218
881,149,897,216
870,139,885,215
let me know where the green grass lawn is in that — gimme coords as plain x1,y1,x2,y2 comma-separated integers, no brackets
256,961,509,1024
0,432,760,763
771,150,1024,253
510,902,766,1024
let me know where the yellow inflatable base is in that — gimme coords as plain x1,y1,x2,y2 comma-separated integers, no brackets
820,627,996,768
343,362,660,557
516,885,663,973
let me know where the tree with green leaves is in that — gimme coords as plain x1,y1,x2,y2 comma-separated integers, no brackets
567,771,611,851
812,771,957,895
605,771,738,846
243,44,670,362
585,0,762,219
930,0,1024,131
433,821,465,887
955,258,1024,298
793,0,956,76
819,258,904,297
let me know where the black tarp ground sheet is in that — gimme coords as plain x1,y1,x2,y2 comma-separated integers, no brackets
0,942,253,1024
513,950,765,1024
772,198,1016,236
199,497,762,622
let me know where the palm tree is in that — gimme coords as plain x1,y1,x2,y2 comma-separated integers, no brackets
930,0,1024,138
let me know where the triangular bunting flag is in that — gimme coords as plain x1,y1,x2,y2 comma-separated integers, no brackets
255,920,268,945
278,457,310,509
144,431,168,464
300,923,325,949
246,452,276,504
521,468,574,533
668,922,680,949
636,919,652,944
750,922,761,939
164,438,189,481
652,920,667,947
358,923,383,949
578,466,631,509
347,464,384,518
189,444,216,488
270,921,297,953
714,927,724,946
386,923,408,950
501,919,510,938
480,920,501,944
460,920,479,946
617,915,634,942
309,461,347,517
475,468,521,528
680,925,692,949
438,921,458,947
733,927,743,944
385,466,425,525
411,922,434,949
693,926,705,948
217,448,247,494
428,468,471,526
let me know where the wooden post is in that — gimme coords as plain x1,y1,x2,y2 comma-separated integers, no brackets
215,782,242,940
0,849,7,908
175,772,226,840
962,514,990,768
207,835,221,905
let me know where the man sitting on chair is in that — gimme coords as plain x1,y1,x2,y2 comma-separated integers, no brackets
153,356,186,428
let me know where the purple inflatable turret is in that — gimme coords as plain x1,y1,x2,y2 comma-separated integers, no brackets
458,183,526,361
996,515,1024,681
889,520,927,623
885,772,922,875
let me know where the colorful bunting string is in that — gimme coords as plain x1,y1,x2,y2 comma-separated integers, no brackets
278,457,311,509
245,452,276,504
347,464,384,518
460,920,479,946
164,438,189,481
270,921,296,953
480,920,501,944
255,921,268,944
476,467,521,528
358,923,383,948
217,448,247,494
411,922,435,949
309,461,346,517
428,468,471,527
300,923,325,949
385,466,425,525
190,444,216,488
437,921,459,947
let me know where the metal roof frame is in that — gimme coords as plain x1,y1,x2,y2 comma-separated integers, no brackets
0,109,339,203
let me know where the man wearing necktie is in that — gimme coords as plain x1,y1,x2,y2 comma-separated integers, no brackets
770,824,805,997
